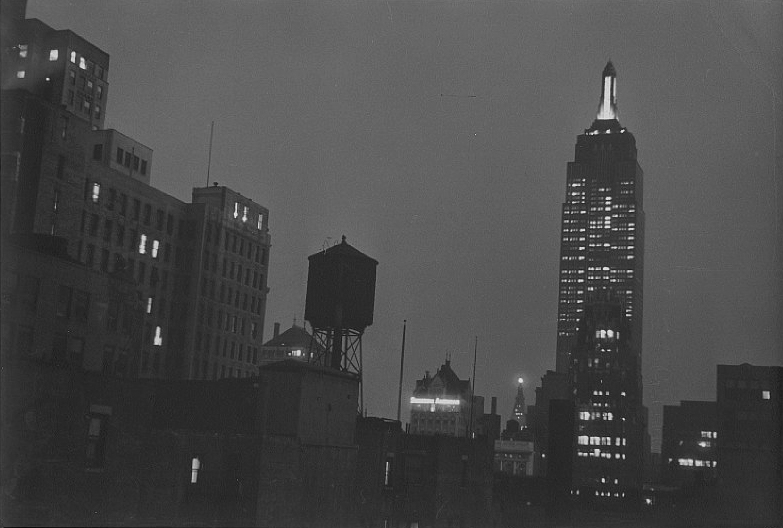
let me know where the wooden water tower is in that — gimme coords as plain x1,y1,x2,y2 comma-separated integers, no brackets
304,236,378,402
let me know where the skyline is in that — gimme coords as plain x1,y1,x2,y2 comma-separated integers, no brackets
25,0,782,449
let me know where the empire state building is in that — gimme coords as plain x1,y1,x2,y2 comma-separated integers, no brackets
554,62,647,502
555,62,645,375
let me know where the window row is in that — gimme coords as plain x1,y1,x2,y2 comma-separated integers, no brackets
196,332,261,364
85,185,174,233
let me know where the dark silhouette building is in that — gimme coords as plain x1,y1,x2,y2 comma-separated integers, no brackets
716,363,782,522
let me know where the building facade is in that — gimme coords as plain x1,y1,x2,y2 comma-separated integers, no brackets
259,322,323,365
1,9,271,381
409,359,480,438
660,400,717,488
716,363,782,522
552,63,647,504
555,61,644,375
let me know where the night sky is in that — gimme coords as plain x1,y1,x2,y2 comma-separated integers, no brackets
27,1,782,449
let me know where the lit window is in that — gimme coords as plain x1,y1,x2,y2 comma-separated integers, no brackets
234,202,239,219
191,457,201,484
18,44,28,58
578,435,589,445
384,456,394,486
49,49,59,61
70,51,76,63
79,56,87,69
16,70,25,79
291,349,302,357
91,182,101,203
139,234,147,254
242,206,248,223
146,297,153,314
151,240,159,258
762,390,771,400
154,326,163,346
258,213,263,230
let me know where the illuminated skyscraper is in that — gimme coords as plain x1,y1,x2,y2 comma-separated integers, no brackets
555,63,647,502
555,61,644,374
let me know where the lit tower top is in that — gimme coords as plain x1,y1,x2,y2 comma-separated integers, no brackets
588,61,625,134
597,61,617,120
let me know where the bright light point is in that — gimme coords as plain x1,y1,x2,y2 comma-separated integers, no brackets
607,330,614,338
698,441,708,448
518,377,524,384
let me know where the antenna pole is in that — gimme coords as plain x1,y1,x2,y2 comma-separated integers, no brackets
468,335,477,439
396,319,407,422
206,121,214,186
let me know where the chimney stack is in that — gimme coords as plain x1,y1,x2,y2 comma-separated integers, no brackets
491,396,497,415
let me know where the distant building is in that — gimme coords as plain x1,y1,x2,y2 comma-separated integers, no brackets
512,377,527,427
717,363,782,522
531,369,568,476
660,401,717,487
409,359,482,438
495,420,535,477
259,322,321,365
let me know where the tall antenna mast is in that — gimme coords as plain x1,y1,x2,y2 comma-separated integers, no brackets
396,319,407,422
468,335,478,439
206,121,215,186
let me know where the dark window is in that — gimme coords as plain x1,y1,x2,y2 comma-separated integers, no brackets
16,326,34,357
102,346,115,373
166,214,173,235
59,115,68,139
16,275,40,312
116,224,125,246
143,204,151,225
138,261,146,283
129,230,137,251
141,160,147,175
89,214,99,236
116,147,124,164
56,284,73,318
85,244,95,267
103,219,112,242
124,152,131,168
156,210,164,230
107,188,116,211
93,143,103,161
56,155,66,179
119,194,127,215
132,199,140,220
133,155,140,171
86,412,109,469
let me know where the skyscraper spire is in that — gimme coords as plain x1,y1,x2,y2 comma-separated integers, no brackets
596,61,618,120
